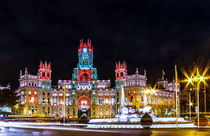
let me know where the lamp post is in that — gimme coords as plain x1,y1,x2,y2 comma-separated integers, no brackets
204,83,206,114
187,68,205,128
187,88,194,121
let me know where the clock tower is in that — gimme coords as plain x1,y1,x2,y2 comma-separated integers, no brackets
72,39,97,81
78,39,93,69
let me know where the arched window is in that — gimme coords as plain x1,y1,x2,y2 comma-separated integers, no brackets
93,96,95,104
120,72,124,77
35,106,37,113
31,106,34,114
28,106,31,114
73,97,75,104
93,108,95,115
106,108,109,115
130,96,133,102
73,108,75,115
112,108,115,115
53,108,57,114
100,107,103,113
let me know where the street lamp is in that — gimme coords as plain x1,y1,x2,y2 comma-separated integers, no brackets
187,68,205,128
187,96,194,121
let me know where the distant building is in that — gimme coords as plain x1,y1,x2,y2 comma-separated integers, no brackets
16,39,180,119
0,83,10,90
0,83,13,117
51,39,115,120
115,62,180,117
16,62,52,116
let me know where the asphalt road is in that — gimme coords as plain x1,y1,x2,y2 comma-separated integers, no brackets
1,126,210,136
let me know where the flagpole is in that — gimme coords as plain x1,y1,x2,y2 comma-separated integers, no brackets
175,65,178,129
63,83,66,124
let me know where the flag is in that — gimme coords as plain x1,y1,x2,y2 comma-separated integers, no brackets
162,70,165,76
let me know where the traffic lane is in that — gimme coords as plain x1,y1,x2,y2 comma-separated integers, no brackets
0,127,152,136
1,127,210,136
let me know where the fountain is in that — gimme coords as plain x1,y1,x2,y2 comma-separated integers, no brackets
89,85,154,123
88,85,192,128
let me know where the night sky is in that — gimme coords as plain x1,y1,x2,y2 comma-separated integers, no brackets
0,0,209,88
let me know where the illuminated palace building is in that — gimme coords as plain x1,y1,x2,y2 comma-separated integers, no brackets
16,39,180,119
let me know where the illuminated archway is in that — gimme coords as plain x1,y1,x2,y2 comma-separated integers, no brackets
77,95,91,106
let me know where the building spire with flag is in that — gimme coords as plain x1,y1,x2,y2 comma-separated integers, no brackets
162,69,165,80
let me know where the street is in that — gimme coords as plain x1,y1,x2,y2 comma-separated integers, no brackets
1,126,210,136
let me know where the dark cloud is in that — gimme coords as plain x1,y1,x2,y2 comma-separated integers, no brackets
0,0,209,88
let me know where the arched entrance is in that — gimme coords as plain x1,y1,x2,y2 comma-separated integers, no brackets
77,95,91,121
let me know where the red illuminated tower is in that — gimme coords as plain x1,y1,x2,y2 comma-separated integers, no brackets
38,61,52,80
72,39,97,81
115,61,127,80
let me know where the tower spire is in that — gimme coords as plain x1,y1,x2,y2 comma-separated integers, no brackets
25,68,28,75
20,70,22,77
136,67,139,75
40,60,43,68
144,69,147,76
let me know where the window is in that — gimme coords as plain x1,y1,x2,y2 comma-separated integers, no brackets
66,108,68,114
32,106,34,114
31,97,34,103
42,107,45,114
112,108,115,115
60,107,62,116
130,96,133,102
105,98,109,105
73,97,75,104
48,107,50,114
42,98,45,104
35,106,37,113
73,108,75,115
54,98,57,104
100,107,103,113
106,108,109,115
93,108,95,115
28,106,31,114
42,73,45,77
121,72,124,77
66,98,68,105
93,96,95,104
47,73,50,78
53,108,57,114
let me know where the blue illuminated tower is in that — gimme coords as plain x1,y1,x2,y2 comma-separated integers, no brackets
72,39,97,81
